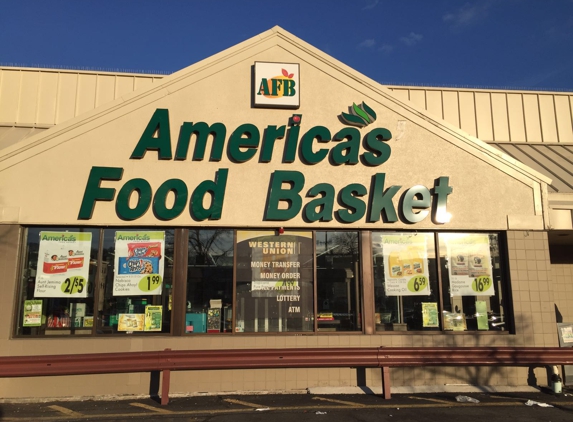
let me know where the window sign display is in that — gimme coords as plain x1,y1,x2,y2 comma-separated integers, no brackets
118,313,144,331
443,233,494,296
23,300,43,327
34,232,92,298
422,302,439,328
144,305,163,331
380,233,430,296
113,231,165,296
236,230,313,332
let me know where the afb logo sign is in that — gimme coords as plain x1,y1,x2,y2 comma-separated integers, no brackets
254,62,300,109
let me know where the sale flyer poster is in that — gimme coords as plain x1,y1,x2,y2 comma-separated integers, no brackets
443,233,495,296
113,231,165,296
376,233,431,296
422,302,439,327
34,232,92,298
23,300,43,327
118,313,144,331
144,305,163,331
476,300,490,330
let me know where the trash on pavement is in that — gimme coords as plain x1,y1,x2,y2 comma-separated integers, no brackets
524,400,553,408
315,411,327,414
255,408,270,411
455,395,480,403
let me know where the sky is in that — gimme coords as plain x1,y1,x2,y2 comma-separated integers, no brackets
1,0,573,91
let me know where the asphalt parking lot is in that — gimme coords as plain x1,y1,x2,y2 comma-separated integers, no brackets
0,388,572,421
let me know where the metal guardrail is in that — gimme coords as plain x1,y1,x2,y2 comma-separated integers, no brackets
1,347,572,404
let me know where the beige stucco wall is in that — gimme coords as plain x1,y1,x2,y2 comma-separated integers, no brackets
0,42,545,231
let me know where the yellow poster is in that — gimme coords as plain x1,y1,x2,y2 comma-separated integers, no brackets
118,313,144,331
379,233,431,296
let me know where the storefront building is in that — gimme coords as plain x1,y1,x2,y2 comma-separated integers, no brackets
0,27,572,399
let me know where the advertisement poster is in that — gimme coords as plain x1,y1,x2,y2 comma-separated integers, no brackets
476,300,490,330
560,325,573,344
377,233,431,296
144,305,162,331
236,230,314,332
422,302,439,328
444,233,494,296
117,313,144,331
443,312,467,331
23,300,43,327
34,232,92,298
113,231,165,296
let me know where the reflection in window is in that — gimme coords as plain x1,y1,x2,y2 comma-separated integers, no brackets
186,229,234,333
17,227,100,336
372,232,439,331
316,231,362,332
235,231,314,333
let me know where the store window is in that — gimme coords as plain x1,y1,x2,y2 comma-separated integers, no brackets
316,231,362,332
372,231,509,332
16,227,100,336
186,229,234,334
98,228,174,334
372,232,439,331
235,230,314,333
439,233,507,332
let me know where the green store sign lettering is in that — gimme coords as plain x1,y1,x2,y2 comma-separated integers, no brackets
78,108,453,224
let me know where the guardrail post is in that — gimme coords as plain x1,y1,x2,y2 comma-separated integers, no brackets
161,348,171,406
381,367,391,400
161,369,171,405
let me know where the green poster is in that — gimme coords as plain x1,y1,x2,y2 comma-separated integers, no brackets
476,300,489,330
144,305,162,331
23,300,43,327
422,302,439,328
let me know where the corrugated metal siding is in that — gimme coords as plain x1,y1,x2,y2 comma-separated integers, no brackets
0,67,162,127
388,86,573,144
489,143,573,193
0,126,47,150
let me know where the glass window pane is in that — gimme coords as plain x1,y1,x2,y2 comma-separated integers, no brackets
316,231,362,332
236,230,314,333
372,232,439,331
17,227,100,336
439,233,507,331
98,229,174,334
186,229,234,334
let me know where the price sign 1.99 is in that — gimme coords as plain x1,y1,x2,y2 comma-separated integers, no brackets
138,274,162,293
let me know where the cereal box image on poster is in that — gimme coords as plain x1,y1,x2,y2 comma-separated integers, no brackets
113,231,165,296
34,232,92,298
